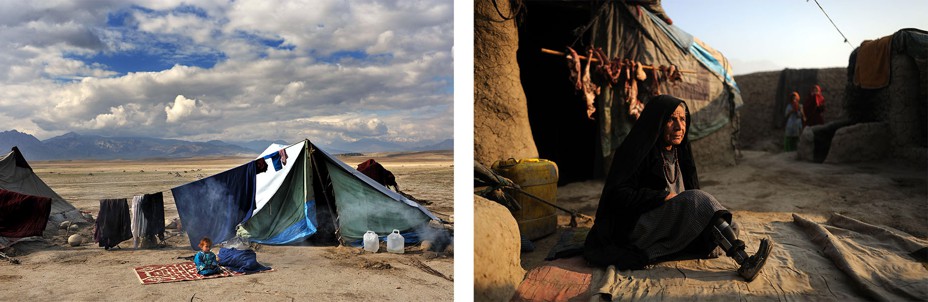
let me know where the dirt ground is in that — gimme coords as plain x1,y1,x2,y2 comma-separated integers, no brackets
0,151,453,301
521,150,927,270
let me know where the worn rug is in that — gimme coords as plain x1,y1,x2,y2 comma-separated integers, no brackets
134,261,272,285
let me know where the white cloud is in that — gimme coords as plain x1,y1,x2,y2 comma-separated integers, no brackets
273,81,306,106
165,95,218,123
0,0,453,145
134,10,217,44
79,103,155,129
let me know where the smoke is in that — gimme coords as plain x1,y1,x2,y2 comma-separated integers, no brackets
415,222,452,252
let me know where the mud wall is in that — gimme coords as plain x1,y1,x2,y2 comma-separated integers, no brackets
690,120,737,172
474,0,539,167
735,68,847,151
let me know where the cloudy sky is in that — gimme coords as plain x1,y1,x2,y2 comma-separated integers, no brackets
665,0,928,75
0,0,453,146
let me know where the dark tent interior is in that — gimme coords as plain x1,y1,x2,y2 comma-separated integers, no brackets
517,2,602,185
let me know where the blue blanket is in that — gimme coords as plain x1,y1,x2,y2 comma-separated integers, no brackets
218,248,271,273
172,162,257,250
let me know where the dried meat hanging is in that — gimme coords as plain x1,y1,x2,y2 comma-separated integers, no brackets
543,47,690,120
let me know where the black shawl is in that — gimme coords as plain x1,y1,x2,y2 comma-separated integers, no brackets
584,95,700,267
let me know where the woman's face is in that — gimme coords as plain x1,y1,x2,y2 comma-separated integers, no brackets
662,104,686,147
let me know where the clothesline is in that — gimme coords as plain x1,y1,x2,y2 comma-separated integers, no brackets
540,48,697,74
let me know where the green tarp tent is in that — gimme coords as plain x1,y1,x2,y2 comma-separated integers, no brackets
238,139,438,245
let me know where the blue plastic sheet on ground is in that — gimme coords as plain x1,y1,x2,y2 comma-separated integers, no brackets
172,162,257,250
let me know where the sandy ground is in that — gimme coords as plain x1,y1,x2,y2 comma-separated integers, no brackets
0,151,453,301
522,150,927,270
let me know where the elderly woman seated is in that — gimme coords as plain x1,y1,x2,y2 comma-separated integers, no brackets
583,95,773,282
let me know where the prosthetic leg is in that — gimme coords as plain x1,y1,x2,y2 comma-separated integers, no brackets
710,218,773,282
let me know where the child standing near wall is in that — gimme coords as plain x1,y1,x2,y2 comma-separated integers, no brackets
784,92,804,151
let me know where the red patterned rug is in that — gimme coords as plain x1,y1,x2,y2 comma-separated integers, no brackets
134,261,271,285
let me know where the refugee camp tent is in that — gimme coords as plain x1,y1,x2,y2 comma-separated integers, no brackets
585,1,743,153
0,147,82,225
172,139,438,249
476,1,743,182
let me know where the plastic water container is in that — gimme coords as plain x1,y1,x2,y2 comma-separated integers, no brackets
363,231,379,253
491,158,559,240
386,229,405,254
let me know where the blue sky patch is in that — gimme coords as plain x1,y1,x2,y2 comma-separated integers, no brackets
65,46,226,75
79,5,229,75
106,10,135,27
435,76,453,94
313,50,394,65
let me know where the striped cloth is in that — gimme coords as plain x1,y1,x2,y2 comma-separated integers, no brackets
630,189,728,260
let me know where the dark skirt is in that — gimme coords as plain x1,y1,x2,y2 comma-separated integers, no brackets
629,189,730,261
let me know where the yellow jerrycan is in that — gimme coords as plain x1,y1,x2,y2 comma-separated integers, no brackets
491,158,559,240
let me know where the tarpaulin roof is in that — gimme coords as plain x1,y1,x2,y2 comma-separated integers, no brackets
173,139,437,249
0,147,82,225
590,2,743,157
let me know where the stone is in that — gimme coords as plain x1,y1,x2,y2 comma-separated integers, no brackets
68,224,80,232
67,234,83,247
474,195,524,302
59,221,71,229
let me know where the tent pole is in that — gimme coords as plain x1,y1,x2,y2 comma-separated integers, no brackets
540,48,696,73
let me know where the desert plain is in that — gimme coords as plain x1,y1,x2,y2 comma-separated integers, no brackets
0,150,453,301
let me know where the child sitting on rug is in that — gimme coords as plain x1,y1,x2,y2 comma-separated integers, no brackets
194,237,221,275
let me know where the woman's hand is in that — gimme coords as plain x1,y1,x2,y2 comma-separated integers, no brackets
664,192,677,201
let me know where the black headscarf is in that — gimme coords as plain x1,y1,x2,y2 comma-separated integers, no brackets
584,95,700,267
602,95,698,198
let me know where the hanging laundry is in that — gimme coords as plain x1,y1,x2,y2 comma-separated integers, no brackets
172,162,258,250
356,159,399,191
131,192,164,248
94,198,132,250
0,189,52,238
142,192,165,242
130,195,145,248
255,158,268,174
262,149,289,171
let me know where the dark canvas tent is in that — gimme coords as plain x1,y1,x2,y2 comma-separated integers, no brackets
172,139,438,249
513,1,742,182
0,147,82,225
0,147,83,248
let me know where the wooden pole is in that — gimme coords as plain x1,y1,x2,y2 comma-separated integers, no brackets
541,48,697,74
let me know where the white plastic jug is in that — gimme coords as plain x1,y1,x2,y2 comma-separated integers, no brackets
363,231,379,253
386,229,405,254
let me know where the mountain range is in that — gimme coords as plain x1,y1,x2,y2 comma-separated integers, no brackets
0,130,453,160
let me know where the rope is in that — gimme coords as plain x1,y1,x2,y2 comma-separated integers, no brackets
491,0,524,22
811,0,854,48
